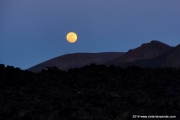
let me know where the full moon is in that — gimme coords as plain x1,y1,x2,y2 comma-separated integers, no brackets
66,32,77,43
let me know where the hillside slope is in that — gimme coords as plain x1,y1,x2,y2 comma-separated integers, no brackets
118,44,180,68
106,40,173,65
27,52,124,72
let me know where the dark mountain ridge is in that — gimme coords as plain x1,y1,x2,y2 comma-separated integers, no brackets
106,40,173,65
27,52,125,72
118,43,180,68
27,40,179,72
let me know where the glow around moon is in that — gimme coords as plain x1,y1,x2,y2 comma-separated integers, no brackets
66,32,77,43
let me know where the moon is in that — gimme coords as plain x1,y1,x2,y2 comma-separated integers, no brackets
66,32,77,43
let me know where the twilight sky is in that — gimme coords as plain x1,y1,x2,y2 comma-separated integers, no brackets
0,0,180,70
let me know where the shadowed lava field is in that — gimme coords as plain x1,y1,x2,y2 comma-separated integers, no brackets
0,64,180,119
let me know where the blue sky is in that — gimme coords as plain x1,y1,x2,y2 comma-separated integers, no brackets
0,0,180,70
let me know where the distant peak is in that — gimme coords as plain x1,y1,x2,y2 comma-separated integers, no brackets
150,40,161,43
141,40,162,46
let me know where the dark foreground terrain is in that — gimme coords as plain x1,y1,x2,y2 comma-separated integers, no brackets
0,64,180,120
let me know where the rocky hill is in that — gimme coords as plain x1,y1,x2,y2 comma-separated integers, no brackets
117,44,180,68
106,40,173,65
0,64,180,119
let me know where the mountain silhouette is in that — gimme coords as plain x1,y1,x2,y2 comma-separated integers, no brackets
27,52,124,72
106,40,173,65
27,40,179,72
117,43,180,68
